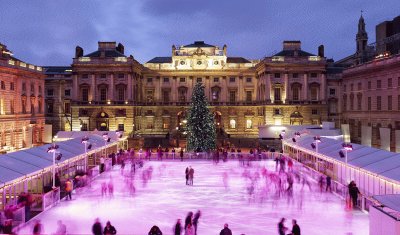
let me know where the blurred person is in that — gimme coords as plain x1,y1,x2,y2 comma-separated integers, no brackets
219,223,232,235
184,223,194,235
184,212,193,229
54,220,67,235
174,219,182,235
278,218,287,235
65,179,73,200
291,219,301,235
92,218,103,235
103,221,117,235
33,220,43,235
326,175,332,192
192,210,201,235
148,225,162,235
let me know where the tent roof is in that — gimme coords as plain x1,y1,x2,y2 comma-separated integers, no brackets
0,134,119,185
373,194,400,213
285,135,400,183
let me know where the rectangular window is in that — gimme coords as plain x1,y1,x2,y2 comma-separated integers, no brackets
398,77,400,87
82,88,89,101
118,73,125,79
213,77,219,83
229,91,236,103
64,102,71,114
163,77,169,83
398,95,400,110
229,77,236,83
344,85,346,92
357,82,362,90
274,108,281,115
117,87,125,101
147,77,153,83
312,109,318,115
82,74,89,79
81,123,88,131
1,81,5,90
118,124,124,131
329,88,335,95
65,89,71,96
274,73,280,78
196,77,202,83
46,101,53,114
350,84,354,91
274,87,281,101
31,83,35,92
377,80,381,89
388,78,392,88
10,100,14,114
22,83,26,92
100,88,107,101
146,90,154,102
292,87,299,101
311,73,317,78
162,90,170,102
47,89,54,96
368,81,371,89
246,77,252,83
179,77,186,83
377,96,381,110
246,91,252,102
388,96,392,110
357,95,362,110
100,74,107,79
10,82,14,91
292,73,298,78
368,97,371,111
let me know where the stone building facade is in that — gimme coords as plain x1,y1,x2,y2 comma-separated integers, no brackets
0,43,45,152
342,54,400,151
43,40,331,147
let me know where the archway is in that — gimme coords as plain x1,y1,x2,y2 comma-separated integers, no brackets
96,111,109,131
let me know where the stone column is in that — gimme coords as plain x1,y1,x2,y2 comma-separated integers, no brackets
72,74,78,100
109,73,114,101
320,73,326,103
284,73,289,103
127,74,132,101
90,74,96,101
238,76,243,102
303,73,308,101
266,73,271,102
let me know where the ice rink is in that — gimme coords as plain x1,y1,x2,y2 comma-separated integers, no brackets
18,160,369,235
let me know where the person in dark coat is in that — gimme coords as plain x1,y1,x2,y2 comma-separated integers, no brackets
291,219,301,235
92,218,103,235
219,223,232,235
174,219,182,235
184,211,193,229
349,182,361,208
278,218,287,235
185,167,189,185
180,149,184,161
192,210,201,235
103,221,117,235
148,225,162,235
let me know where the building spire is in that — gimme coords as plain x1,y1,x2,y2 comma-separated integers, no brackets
356,12,368,54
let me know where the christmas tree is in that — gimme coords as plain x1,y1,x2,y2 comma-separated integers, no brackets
187,82,216,152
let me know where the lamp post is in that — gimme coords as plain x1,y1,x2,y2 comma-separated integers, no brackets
340,143,353,184
310,136,321,171
47,144,61,188
102,133,110,157
279,130,286,154
292,132,301,161
81,136,91,172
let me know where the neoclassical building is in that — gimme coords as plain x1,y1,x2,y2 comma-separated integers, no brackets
44,40,331,147
0,43,46,152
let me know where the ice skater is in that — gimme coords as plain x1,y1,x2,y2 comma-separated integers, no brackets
192,210,201,235
174,219,182,235
188,166,194,186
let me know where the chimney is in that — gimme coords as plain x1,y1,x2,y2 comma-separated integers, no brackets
318,45,324,57
223,44,227,56
172,45,176,56
116,43,124,54
283,41,301,51
75,46,83,58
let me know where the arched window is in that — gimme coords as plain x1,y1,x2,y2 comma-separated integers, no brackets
310,83,320,101
230,119,236,129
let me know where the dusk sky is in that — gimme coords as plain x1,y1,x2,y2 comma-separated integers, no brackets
0,1,399,66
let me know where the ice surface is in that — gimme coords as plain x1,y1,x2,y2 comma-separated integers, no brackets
17,160,369,235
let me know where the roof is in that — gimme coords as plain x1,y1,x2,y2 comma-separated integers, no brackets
55,131,124,142
373,194,400,214
146,57,172,63
227,57,251,63
0,134,120,185
84,50,125,58
284,135,400,183
273,50,315,57
183,41,216,48
44,66,72,74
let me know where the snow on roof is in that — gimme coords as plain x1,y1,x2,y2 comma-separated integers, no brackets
0,134,119,185
284,134,400,183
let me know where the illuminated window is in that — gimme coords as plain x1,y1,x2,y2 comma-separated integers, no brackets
146,90,154,102
246,119,252,129
229,91,236,103
180,77,186,83
81,88,89,102
230,119,236,129
274,119,282,125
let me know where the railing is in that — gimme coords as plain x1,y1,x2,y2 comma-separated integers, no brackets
12,206,25,227
42,187,60,211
